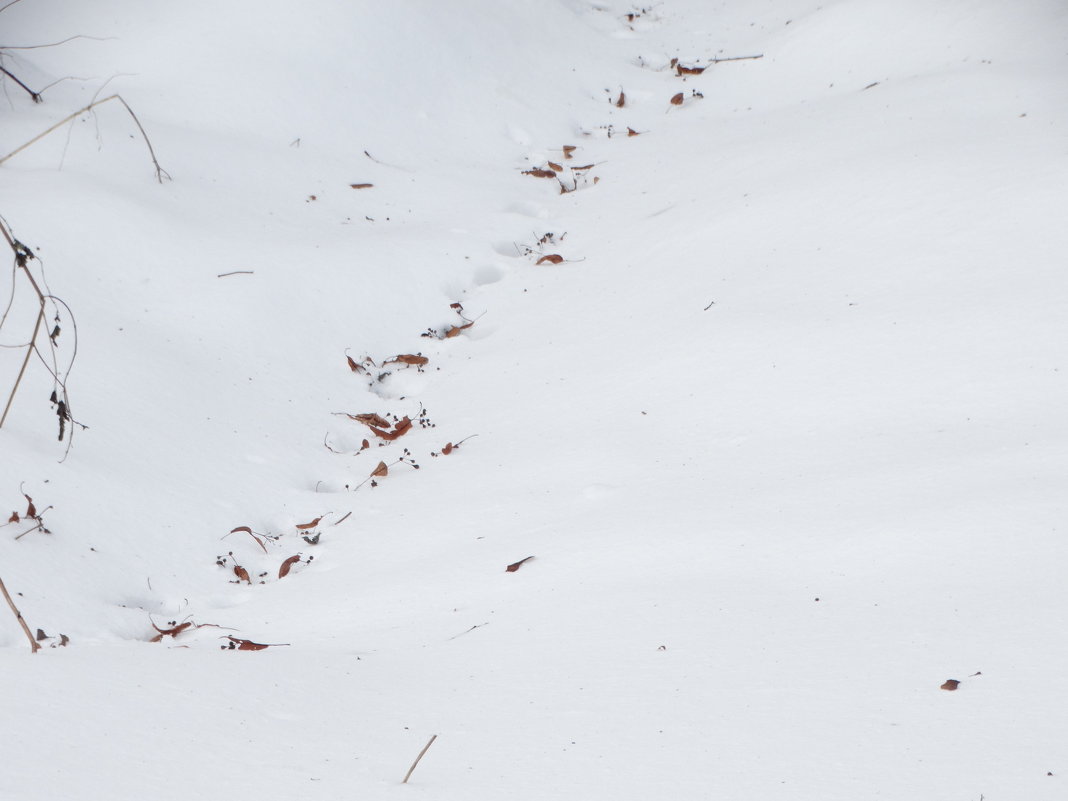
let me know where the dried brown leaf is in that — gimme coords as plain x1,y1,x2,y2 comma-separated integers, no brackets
25,496,36,518
150,621,193,642
536,254,564,265
278,555,302,579
547,161,563,172
941,679,960,691
295,516,322,530
350,413,391,429
445,321,474,338
571,163,595,171
441,442,454,455
349,183,374,189
7,511,18,524
627,127,640,137
233,565,251,584
226,636,271,651
562,145,576,159
506,556,535,573
371,461,389,478
360,439,370,451
230,525,253,535
670,92,685,106
385,354,429,367
347,355,365,373
615,90,626,107
522,168,557,179
369,416,412,441
676,64,706,75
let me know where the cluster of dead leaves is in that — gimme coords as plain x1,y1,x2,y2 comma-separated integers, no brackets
5,488,52,539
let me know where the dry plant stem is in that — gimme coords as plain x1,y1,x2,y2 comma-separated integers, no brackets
0,93,169,182
0,303,41,428
0,572,40,653
0,65,41,102
401,734,437,784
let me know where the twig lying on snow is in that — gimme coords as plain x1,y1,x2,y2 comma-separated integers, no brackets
402,734,438,784
0,572,40,653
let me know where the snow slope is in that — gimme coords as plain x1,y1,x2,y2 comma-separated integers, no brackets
2,1,1067,799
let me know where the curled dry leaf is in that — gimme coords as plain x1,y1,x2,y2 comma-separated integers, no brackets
8,511,17,523
445,321,474,338
562,145,576,159
233,565,252,584
349,412,391,429
940,679,960,691
25,496,36,518
627,127,640,137
347,355,366,373
295,516,322,530
385,354,429,367
536,254,564,265
371,461,389,478
150,621,193,643
350,183,374,189
225,636,271,651
670,92,685,106
360,439,370,451
571,163,595,171
369,416,412,441
278,555,302,579
615,90,626,107
230,526,253,536
506,555,535,573
676,64,706,75
547,161,563,172
522,168,557,179
441,443,454,455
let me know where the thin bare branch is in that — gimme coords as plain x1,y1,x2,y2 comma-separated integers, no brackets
0,572,40,653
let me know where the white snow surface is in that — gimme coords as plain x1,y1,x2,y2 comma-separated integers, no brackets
2,1,1067,798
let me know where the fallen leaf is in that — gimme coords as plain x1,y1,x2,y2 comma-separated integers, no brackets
25,496,36,518
536,254,564,265
670,57,679,68
547,161,563,172
369,416,412,441
506,555,535,572
676,64,706,75
360,439,370,451
445,321,474,338
522,168,557,179
226,636,271,651
230,525,253,535
57,633,69,647
615,90,626,107
627,127,640,136
571,163,595,171
347,355,365,373
349,412,391,428
940,679,960,691
150,621,193,642
371,461,389,478
441,443,454,455
278,555,302,579
385,354,429,367
562,145,576,159
233,565,251,584
670,92,685,106
349,183,374,189
35,628,47,641
296,517,322,530
7,511,17,523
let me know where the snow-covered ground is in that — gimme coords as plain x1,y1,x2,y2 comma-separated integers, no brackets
2,1,1067,798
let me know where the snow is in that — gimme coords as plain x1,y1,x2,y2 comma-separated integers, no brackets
2,1,1067,798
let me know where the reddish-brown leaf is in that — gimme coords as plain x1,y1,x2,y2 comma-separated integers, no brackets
371,461,389,478
348,412,391,428
230,525,253,535
536,254,564,265
295,516,322,530
278,555,302,579
670,92,685,106
233,565,251,584
571,163,595,171
444,321,474,338
385,354,429,367
441,442,454,455
941,679,960,691
7,511,18,524
449,301,464,310
227,636,271,651
368,416,412,441
347,355,365,373
615,90,626,107
360,439,370,451
150,621,192,643
349,183,374,189
25,496,36,518
547,161,563,172
506,556,535,573
627,127,640,137
676,64,706,75
522,169,557,179
562,145,576,159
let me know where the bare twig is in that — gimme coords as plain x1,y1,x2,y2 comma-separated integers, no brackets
0,93,169,182
708,53,763,63
0,572,40,653
401,734,438,784
216,270,254,278
0,65,40,102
